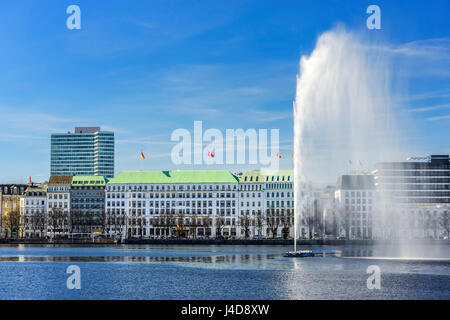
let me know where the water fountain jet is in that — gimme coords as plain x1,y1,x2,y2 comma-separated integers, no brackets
292,27,401,252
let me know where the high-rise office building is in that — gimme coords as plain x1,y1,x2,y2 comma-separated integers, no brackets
50,127,114,178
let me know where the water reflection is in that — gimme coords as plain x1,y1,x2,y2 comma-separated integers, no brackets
0,254,279,264
338,248,374,257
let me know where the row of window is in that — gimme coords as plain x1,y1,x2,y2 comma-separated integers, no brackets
344,191,373,197
107,184,237,192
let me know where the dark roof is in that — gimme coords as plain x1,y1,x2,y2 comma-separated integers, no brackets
48,175,74,186
376,154,450,169
0,184,29,195
336,175,375,190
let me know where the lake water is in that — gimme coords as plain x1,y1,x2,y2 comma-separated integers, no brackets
0,244,448,299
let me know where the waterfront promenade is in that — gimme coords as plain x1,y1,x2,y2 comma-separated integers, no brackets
1,238,448,246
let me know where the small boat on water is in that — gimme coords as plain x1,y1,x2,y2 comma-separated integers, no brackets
284,250,315,257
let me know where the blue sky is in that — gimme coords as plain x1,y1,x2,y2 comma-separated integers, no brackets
0,0,449,183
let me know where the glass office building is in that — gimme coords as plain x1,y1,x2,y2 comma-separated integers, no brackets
51,127,114,178
374,155,450,205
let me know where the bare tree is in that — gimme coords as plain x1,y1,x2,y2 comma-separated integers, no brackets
47,208,58,239
175,213,187,238
189,214,201,239
266,212,280,239
70,209,81,236
6,208,21,238
111,210,126,240
214,216,225,238
440,210,450,238
305,203,315,239
32,210,47,238
255,211,264,238
339,207,351,239
424,213,433,239
202,216,212,238
238,215,251,239
48,208,68,239
280,212,290,240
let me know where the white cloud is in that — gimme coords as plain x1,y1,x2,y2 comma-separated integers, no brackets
410,104,450,112
426,114,450,121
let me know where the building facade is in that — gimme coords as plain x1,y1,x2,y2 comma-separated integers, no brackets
334,174,376,239
103,170,294,240
51,127,114,178
21,184,47,238
237,170,294,239
0,184,28,237
70,176,107,236
8,162,450,240
46,175,73,238
374,154,450,239
105,170,240,240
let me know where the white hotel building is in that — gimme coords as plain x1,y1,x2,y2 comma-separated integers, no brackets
237,170,294,239
104,170,294,240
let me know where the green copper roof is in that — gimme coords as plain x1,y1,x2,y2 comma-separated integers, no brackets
72,176,108,186
238,170,293,183
108,170,239,184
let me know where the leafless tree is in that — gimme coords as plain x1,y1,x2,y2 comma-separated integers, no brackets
175,213,187,238
339,207,351,239
214,216,225,238
6,208,21,238
280,211,290,240
113,210,126,240
266,211,280,239
304,202,316,239
440,210,450,238
48,208,67,239
424,213,433,239
30,210,47,238
238,215,251,239
202,216,212,238
255,211,264,238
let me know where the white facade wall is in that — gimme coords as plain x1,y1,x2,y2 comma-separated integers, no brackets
46,185,71,237
20,193,47,238
335,188,376,239
105,183,239,239
263,182,294,238
104,173,295,240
